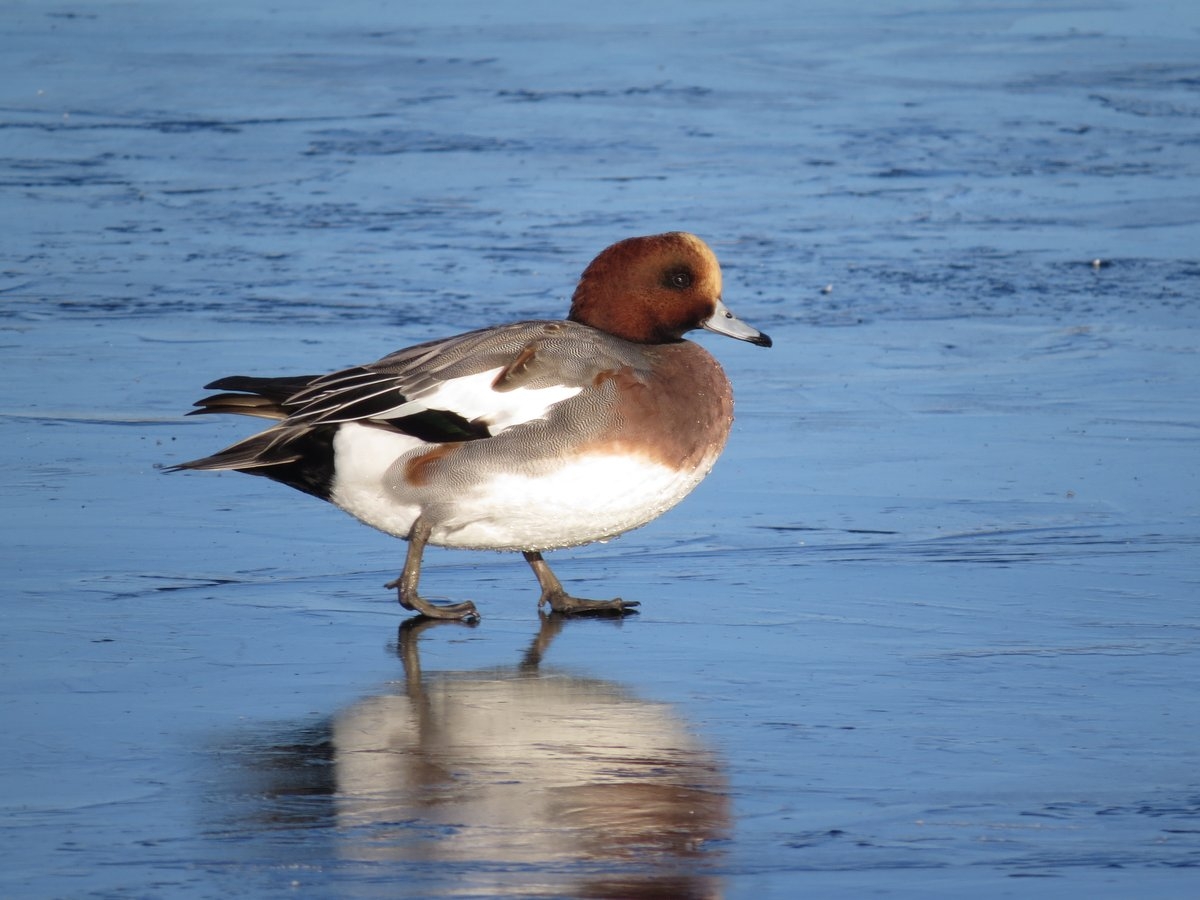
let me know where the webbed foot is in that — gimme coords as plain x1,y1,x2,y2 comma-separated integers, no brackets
389,516,480,622
385,575,480,621
523,550,639,617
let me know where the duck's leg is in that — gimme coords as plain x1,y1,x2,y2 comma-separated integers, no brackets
384,516,480,621
522,551,639,616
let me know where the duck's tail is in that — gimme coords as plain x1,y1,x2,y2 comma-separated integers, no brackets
185,374,317,420
167,374,336,500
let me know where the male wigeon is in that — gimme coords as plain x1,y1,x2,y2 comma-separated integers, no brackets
171,232,770,620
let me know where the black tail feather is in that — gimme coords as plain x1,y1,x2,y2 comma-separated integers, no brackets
186,374,319,419
167,422,337,501
203,374,318,402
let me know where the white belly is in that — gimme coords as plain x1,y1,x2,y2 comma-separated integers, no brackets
328,422,713,552
429,452,709,551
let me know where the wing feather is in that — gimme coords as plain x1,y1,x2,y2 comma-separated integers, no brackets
184,320,638,449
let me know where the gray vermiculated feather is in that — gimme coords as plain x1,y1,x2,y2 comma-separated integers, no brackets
278,321,645,429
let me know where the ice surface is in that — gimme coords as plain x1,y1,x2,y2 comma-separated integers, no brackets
2,0,1198,896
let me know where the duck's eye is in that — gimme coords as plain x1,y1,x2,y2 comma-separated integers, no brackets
664,268,693,290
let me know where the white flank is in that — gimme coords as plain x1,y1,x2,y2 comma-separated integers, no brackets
330,423,423,538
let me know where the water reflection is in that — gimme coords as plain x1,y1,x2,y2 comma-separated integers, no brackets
227,616,729,898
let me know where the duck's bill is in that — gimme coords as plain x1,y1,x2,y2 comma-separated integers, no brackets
702,299,772,347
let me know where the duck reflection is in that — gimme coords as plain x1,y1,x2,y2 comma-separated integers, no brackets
239,616,729,898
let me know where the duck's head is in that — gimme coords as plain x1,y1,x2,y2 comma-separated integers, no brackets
568,232,772,348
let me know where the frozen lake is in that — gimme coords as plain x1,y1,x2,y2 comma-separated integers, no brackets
3,0,1198,896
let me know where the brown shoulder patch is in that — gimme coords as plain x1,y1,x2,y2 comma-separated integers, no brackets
492,342,540,392
404,443,460,487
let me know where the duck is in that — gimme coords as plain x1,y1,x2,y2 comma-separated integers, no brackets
170,232,771,621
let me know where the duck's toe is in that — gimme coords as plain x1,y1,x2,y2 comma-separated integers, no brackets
539,588,639,616
385,576,481,622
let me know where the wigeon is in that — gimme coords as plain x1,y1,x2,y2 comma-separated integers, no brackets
171,232,771,620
